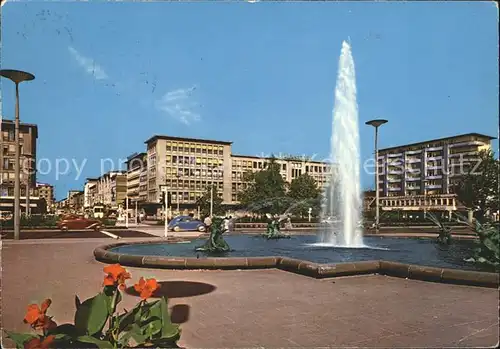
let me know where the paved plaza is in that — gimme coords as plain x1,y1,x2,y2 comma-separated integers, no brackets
1,239,498,348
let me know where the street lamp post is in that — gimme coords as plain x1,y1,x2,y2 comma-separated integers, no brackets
365,119,388,233
0,69,35,240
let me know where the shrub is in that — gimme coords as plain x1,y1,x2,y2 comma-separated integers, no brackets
5,264,180,348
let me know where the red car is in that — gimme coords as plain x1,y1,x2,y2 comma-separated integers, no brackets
57,215,102,231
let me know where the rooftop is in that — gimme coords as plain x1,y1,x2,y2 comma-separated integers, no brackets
145,135,233,146
379,133,495,153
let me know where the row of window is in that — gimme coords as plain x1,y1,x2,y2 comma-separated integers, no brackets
166,144,224,156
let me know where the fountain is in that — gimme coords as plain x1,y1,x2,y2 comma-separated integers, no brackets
319,40,363,247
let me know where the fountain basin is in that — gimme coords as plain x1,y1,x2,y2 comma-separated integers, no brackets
94,235,499,288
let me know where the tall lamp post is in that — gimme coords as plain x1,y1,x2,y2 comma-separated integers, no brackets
0,69,35,240
365,119,388,233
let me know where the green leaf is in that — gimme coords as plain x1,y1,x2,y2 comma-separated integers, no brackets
47,323,78,337
76,335,113,349
74,293,109,336
5,331,38,348
103,286,122,316
141,301,162,339
160,297,181,341
123,323,147,345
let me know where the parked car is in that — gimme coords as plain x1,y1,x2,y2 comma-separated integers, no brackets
168,215,206,232
57,215,102,231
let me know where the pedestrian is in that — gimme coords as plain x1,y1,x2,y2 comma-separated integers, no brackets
204,215,212,233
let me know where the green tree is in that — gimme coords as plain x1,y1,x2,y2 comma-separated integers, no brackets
238,156,288,214
287,173,322,217
454,149,499,222
196,184,224,217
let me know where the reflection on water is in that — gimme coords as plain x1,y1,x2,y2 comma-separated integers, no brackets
111,235,485,272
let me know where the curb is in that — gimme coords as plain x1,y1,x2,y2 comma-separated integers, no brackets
94,241,499,289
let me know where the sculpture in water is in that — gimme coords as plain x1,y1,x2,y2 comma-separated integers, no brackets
319,39,363,247
263,213,291,240
195,217,230,253
427,212,452,245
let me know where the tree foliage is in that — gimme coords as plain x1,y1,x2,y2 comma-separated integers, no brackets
287,173,322,216
196,184,224,217
238,156,289,214
454,149,499,221
239,158,324,216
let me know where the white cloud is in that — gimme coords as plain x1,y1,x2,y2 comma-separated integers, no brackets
155,86,201,125
68,46,108,80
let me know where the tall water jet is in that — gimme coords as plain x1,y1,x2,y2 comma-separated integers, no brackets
319,40,363,247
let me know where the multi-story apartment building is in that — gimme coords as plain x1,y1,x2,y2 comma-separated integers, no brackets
139,135,331,212
230,154,330,203
0,119,38,198
84,178,98,208
144,135,232,206
377,133,494,198
94,171,127,209
68,190,84,211
36,183,55,210
125,152,146,204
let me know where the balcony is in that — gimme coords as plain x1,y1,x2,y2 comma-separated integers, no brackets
388,187,402,191
406,158,421,163
388,169,403,175
405,176,421,182
426,146,443,151
426,155,443,160
405,149,422,155
387,153,403,158
426,184,442,189
449,151,478,158
448,140,484,148
387,177,402,183
426,175,443,180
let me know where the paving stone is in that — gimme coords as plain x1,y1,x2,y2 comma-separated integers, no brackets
1,240,498,348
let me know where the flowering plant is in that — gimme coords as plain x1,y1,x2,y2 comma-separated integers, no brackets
5,264,180,348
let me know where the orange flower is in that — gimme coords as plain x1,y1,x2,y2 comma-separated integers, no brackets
103,264,131,290
24,335,56,349
23,299,57,331
134,277,160,300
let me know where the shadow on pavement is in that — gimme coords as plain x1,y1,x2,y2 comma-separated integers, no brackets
170,304,190,324
125,281,217,299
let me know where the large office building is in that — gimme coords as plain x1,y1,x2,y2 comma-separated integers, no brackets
0,119,40,213
140,135,331,211
0,119,38,198
377,133,494,198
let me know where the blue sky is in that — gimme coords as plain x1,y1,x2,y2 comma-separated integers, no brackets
1,1,498,200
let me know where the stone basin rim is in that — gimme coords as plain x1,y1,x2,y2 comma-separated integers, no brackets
93,241,499,289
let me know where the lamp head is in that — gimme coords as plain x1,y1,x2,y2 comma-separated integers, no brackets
0,69,35,84
365,119,388,128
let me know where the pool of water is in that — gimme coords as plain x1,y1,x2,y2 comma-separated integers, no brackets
110,235,485,271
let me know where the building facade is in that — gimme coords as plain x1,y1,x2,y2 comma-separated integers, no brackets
0,119,38,198
126,152,146,204
94,171,127,209
230,154,330,203
377,133,494,198
144,136,232,206
137,135,331,210
36,183,55,211
84,178,98,208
